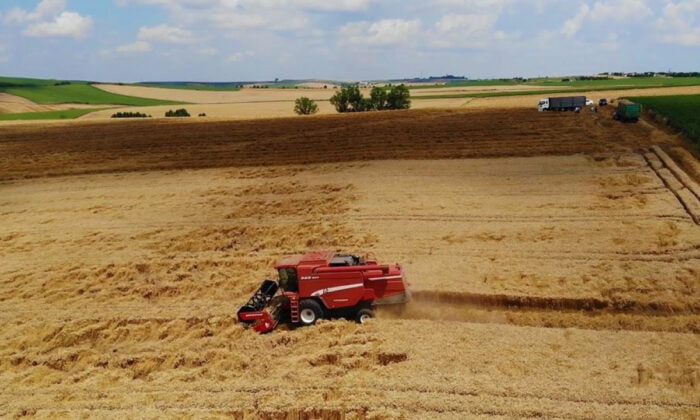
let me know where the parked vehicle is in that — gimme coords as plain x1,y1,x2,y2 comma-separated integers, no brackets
599,98,608,106
613,100,641,122
538,96,587,112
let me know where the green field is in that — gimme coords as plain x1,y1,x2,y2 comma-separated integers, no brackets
0,108,103,121
414,86,622,100
530,76,700,88
628,94,700,146
411,76,700,96
407,79,520,90
137,82,241,92
414,83,700,101
0,76,182,106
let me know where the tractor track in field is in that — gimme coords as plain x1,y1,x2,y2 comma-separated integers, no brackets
369,245,700,262
354,213,692,223
408,289,699,314
1,295,697,335
6,384,699,413
1,301,696,336
643,146,700,224
380,291,700,333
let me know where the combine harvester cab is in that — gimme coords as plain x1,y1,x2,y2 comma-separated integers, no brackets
237,252,411,333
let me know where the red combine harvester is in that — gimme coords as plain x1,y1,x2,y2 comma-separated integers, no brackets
237,252,410,333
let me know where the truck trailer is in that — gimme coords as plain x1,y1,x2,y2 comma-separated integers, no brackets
538,96,587,112
613,100,641,122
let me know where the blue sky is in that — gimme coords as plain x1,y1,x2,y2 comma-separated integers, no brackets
0,0,699,82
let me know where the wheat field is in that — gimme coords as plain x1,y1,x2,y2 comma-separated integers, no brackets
1,108,698,418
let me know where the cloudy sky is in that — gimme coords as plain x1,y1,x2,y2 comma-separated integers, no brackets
0,0,699,82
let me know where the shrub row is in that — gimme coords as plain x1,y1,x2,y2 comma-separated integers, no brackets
111,111,150,118
110,109,210,118
165,108,190,117
330,85,411,113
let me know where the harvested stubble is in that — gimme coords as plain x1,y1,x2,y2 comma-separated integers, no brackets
0,108,673,181
0,108,698,418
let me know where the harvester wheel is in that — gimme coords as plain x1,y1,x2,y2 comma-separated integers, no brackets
356,308,375,324
298,299,323,325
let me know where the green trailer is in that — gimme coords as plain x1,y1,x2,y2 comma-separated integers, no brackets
614,100,642,122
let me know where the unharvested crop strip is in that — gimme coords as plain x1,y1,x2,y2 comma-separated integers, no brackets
385,292,700,333
411,290,699,315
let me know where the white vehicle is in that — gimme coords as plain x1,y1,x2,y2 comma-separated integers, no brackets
586,99,594,106
538,96,587,112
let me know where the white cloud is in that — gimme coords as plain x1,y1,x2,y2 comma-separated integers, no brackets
561,4,589,37
295,0,372,11
588,0,652,21
115,40,153,53
226,51,254,62
340,19,422,46
436,14,483,33
561,0,653,37
139,24,195,44
105,23,195,55
4,0,66,23
434,13,500,47
4,0,92,39
116,0,354,33
656,0,700,46
194,8,309,32
24,11,93,39
600,32,621,51
198,46,219,56
121,0,371,12
432,0,513,8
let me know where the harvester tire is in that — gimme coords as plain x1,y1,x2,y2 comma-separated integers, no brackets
356,308,375,324
298,299,323,325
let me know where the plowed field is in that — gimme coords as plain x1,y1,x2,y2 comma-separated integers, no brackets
1,108,698,418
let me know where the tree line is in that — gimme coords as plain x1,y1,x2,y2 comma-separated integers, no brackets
330,85,410,112
294,84,411,115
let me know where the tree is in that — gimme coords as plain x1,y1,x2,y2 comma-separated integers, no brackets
294,97,319,115
346,85,363,111
386,84,411,110
330,85,366,113
111,111,148,118
330,88,350,112
330,84,411,113
165,108,190,117
370,87,388,110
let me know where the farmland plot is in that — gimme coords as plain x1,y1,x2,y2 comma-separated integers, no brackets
0,108,698,418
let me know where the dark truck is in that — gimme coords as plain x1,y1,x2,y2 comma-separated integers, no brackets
613,100,641,122
538,96,587,112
